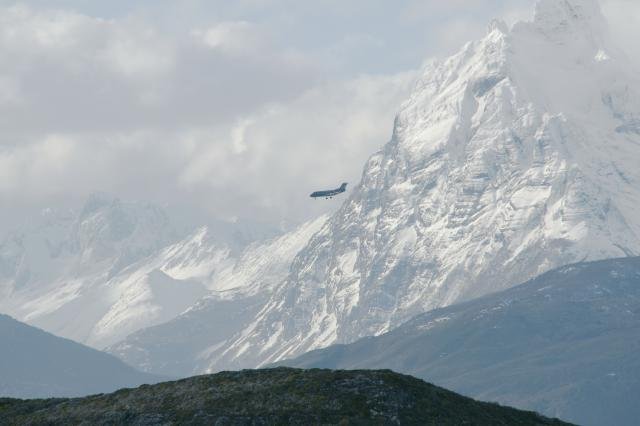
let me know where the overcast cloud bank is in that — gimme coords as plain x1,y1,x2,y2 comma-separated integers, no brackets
1,0,637,233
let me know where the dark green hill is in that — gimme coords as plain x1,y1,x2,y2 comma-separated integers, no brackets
0,368,570,425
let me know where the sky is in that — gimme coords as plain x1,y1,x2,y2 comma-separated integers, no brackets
0,0,638,234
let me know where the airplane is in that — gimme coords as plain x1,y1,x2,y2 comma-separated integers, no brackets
310,183,348,199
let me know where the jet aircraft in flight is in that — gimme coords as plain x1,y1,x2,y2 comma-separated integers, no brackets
310,183,348,199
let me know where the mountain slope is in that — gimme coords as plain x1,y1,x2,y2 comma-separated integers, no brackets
202,0,640,371
0,314,162,399
0,192,323,349
0,368,571,425
85,216,289,348
0,193,183,345
107,215,327,377
82,225,233,349
281,257,640,426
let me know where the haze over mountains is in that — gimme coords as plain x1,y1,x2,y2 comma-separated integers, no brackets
0,193,181,346
0,192,322,349
0,313,162,398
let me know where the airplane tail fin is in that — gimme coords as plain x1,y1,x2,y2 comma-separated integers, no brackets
340,182,348,191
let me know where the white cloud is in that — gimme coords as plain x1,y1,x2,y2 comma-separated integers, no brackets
0,75,22,105
100,23,175,78
0,4,316,132
230,118,253,154
178,71,416,221
601,0,640,67
0,3,411,229
193,21,265,54
0,0,637,233
0,135,77,197
0,72,412,227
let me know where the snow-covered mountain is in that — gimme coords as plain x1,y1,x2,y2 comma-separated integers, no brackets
0,193,314,349
0,193,176,295
0,193,182,344
107,215,328,377
0,313,163,398
83,226,233,348
198,0,640,371
281,256,640,426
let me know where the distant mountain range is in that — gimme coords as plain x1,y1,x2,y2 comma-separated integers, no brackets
107,215,327,377
0,192,324,350
0,193,186,347
0,314,162,398
0,368,571,425
280,257,640,426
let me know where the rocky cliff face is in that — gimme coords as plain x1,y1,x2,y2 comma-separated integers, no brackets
205,0,640,370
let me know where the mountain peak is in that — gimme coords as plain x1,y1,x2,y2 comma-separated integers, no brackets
487,19,508,35
533,0,606,34
80,192,118,217
197,0,640,373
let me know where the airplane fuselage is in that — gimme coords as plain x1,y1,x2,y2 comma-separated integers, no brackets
310,183,348,199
